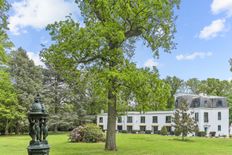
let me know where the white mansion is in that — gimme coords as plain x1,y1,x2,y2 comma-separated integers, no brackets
97,94,230,137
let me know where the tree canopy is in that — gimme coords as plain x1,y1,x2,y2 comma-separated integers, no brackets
41,0,180,151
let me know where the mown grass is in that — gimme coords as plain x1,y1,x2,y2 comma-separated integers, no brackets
0,133,232,155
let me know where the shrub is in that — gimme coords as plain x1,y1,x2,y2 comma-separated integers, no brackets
121,130,128,133
145,130,152,134
132,130,139,134
174,129,181,136
196,131,206,137
69,124,105,143
209,131,216,137
160,126,168,135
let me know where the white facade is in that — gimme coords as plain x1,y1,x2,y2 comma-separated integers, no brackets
97,111,173,133
97,94,229,137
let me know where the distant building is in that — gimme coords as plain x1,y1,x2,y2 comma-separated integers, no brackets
97,94,229,137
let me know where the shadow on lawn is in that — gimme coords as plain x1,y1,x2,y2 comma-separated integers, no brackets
170,138,195,143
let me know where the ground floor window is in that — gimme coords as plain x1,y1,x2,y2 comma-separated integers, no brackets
140,126,146,132
117,125,122,131
127,125,133,133
152,126,158,134
218,125,221,131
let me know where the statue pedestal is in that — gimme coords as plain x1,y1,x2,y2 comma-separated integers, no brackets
28,142,50,155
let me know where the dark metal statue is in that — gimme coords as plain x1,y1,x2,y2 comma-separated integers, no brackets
27,94,50,155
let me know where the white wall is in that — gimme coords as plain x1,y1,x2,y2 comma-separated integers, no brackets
97,108,230,137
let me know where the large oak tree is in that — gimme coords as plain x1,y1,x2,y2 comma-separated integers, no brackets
41,0,180,150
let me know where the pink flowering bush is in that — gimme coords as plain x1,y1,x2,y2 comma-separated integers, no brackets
69,124,105,143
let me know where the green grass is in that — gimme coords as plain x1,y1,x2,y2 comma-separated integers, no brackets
1,133,232,155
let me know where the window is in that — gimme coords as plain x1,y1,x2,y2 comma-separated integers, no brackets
166,116,171,123
140,116,145,123
218,125,221,131
140,126,146,131
153,116,158,123
117,125,122,131
216,100,223,107
127,126,133,132
118,116,122,123
204,112,208,123
99,117,103,123
218,112,221,120
153,126,158,134
127,116,133,123
195,113,199,122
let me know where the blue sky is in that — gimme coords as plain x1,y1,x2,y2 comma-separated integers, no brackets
7,0,232,80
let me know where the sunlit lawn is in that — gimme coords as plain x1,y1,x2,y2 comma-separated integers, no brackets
1,133,232,155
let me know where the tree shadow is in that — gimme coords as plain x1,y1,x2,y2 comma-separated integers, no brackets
171,138,195,143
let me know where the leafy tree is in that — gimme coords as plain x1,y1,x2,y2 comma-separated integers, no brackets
0,69,23,134
198,78,229,96
9,48,43,109
0,0,12,64
8,48,43,133
41,0,180,150
164,76,183,109
186,78,201,94
173,98,197,141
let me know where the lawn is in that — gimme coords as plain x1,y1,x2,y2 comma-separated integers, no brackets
0,133,232,155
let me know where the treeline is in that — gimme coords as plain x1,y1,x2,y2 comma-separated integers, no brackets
0,48,96,134
0,48,173,134
2,48,232,135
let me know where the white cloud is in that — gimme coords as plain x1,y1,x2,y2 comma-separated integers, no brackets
144,59,159,68
199,19,226,39
9,0,79,35
211,0,232,16
176,52,212,61
27,52,45,67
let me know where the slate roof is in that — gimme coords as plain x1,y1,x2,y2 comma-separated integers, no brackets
175,93,228,108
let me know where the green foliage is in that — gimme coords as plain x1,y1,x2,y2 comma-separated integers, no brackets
41,0,180,150
164,76,183,109
196,131,206,137
0,69,24,134
7,48,42,133
0,0,12,64
8,48,43,110
69,124,105,143
160,126,168,135
174,128,181,136
173,98,197,140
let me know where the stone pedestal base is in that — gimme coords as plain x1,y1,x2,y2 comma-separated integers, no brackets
28,143,50,155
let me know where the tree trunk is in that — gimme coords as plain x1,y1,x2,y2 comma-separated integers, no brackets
54,124,58,132
182,133,184,141
105,78,117,151
15,121,20,135
5,120,9,135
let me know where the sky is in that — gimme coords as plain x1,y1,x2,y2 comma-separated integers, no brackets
6,0,232,80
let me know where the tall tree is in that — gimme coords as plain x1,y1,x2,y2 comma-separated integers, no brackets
8,48,43,133
0,0,12,64
186,78,201,94
0,69,23,134
164,76,183,109
173,98,197,141
41,0,180,150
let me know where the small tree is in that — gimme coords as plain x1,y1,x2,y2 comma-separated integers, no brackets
173,98,197,140
160,126,168,135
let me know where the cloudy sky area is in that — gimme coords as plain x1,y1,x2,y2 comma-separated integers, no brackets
7,0,232,80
